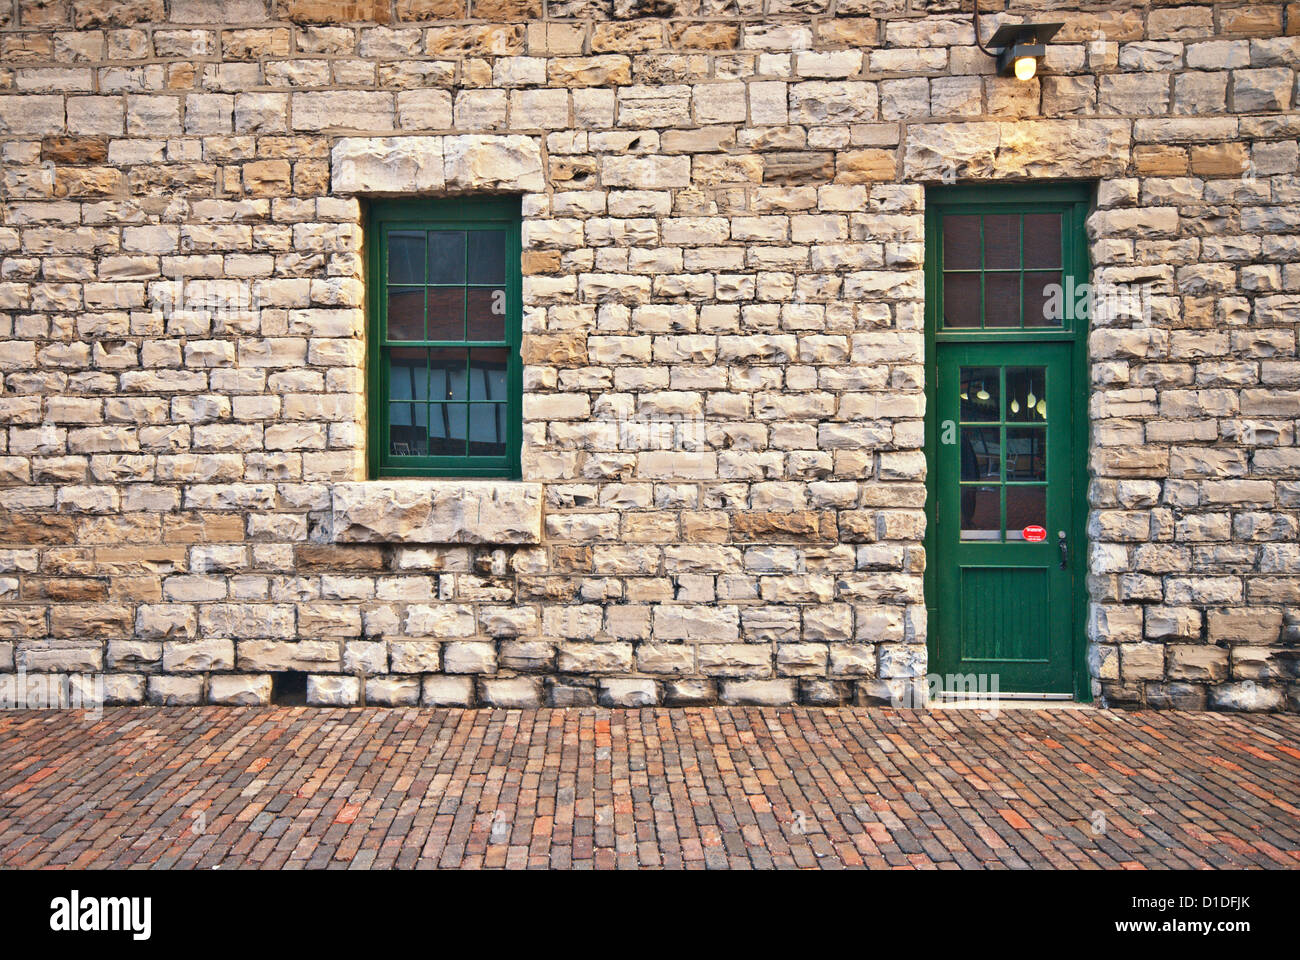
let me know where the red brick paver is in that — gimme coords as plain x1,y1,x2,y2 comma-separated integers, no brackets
0,707,1297,869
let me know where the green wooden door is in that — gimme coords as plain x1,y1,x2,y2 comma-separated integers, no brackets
932,341,1074,694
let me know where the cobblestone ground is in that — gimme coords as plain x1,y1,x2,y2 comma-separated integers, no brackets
0,707,1297,870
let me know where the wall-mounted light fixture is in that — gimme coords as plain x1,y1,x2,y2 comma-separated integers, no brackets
972,1,1063,81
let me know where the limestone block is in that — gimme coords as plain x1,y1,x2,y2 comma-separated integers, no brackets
479,676,543,707
443,134,544,191
903,120,1131,180
598,678,658,707
422,674,474,706
148,675,204,706
209,673,272,705
718,679,796,706
365,676,420,705
307,674,360,706
331,136,445,193
332,481,542,545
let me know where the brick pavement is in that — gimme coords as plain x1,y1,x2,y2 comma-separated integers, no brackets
0,706,1297,869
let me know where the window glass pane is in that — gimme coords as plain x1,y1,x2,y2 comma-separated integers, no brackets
427,403,467,456
960,486,1000,540
387,287,424,341
389,402,428,457
425,288,465,341
1006,367,1046,422
388,231,425,285
960,427,1000,481
467,230,506,284
427,231,466,284
943,273,980,328
428,347,468,401
388,346,429,402
1023,271,1062,327
942,215,980,269
1006,428,1046,481
983,214,1020,269
959,367,999,422
1005,486,1046,538
467,287,507,340
984,272,1020,327
470,348,509,401
469,404,508,457
1023,214,1061,268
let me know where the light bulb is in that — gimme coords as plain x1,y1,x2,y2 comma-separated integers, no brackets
1026,391,1036,407
1036,399,1046,417
1010,399,1020,413
1014,56,1037,81
976,389,989,401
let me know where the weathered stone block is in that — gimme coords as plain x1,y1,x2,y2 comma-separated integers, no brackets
331,481,543,544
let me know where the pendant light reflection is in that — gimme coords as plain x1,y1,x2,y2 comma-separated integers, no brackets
1010,399,1020,414
1036,399,1046,418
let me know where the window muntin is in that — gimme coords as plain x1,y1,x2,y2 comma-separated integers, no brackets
369,199,521,478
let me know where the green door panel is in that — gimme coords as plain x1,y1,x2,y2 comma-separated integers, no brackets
932,341,1074,694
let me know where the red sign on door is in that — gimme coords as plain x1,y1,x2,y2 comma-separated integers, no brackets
1022,525,1047,542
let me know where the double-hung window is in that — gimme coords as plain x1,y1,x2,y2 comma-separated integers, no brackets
367,198,522,479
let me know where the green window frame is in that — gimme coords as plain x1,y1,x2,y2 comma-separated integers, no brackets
367,197,522,479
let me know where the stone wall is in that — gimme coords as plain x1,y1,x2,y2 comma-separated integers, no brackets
0,0,1296,710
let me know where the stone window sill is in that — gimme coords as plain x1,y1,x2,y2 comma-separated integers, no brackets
330,480,542,545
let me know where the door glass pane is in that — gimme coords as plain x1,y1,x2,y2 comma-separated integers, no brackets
388,231,425,284
427,403,467,455
1024,271,1062,327
425,288,466,340
961,427,1000,481
1022,214,1061,268
943,273,980,328
1006,367,1046,422
982,215,1020,269
959,367,999,421
467,230,506,284
428,348,468,401
1005,486,1046,538
960,485,1000,540
387,288,424,341
984,272,1020,327
470,348,509,401
943,215,980,269
389,402,428,457
1005,428,1046,481
467,287,507,341
469,404,508,457
427,231,466,284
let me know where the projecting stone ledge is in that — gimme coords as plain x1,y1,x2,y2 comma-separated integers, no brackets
330,480,543,545
331,135,544,195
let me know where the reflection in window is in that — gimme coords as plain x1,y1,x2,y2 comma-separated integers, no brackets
1005,428,1046,481
959,367,999,422
1006,367,1047,421
961,486,1000,540
1005,486,1046,538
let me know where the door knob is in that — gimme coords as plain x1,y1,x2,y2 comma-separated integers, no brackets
1058,530,1068,569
